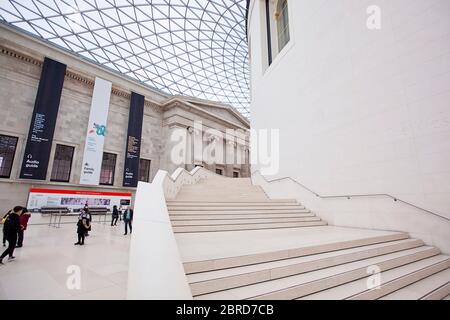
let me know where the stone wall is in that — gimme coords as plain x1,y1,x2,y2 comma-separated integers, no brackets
0,47,164,213
0,25,251,215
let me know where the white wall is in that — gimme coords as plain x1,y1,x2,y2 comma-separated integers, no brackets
248,0,450,219
253,171,450,254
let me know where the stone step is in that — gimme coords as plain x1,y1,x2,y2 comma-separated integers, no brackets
177,185,261,189
168,205,307,211
176,193,267,197
188,239,424,296
183,231,409,274
168,209,310,214
195,246,440,300
348,257,450,300
188,178,252,183
167,200,299,206
172,216,322,227
421,282,450,300
176,189,265,193
173,221,327,233
179,179,258,188
177,188,263,192
300,255,449,300
378,268,450,300
213,199,298,202
179,191,262,195
174,196,270,201
170,213,316,220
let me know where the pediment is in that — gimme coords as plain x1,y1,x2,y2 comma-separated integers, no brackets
162,96,250,129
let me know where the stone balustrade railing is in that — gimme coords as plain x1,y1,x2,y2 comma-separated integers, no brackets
126,167,213,299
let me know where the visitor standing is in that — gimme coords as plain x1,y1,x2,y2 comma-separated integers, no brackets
2,209,12,247
75,209,90,246
83,203,92,237
123,207,133,235
111,205,119,226
0,206,23,264
17,208,31,248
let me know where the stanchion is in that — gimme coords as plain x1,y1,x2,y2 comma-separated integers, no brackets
48,213,53,227
57,213,63,228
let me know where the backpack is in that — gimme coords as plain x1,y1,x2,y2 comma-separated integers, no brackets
1,211,11,224
2,213,15,235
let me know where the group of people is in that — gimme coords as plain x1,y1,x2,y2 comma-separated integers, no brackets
1,206,31,265
111,205,134,235
0,203,133,258
75,204,134,246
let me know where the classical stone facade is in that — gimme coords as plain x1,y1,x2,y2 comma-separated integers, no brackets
0,25,250,213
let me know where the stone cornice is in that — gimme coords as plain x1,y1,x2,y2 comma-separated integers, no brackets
0,44,162,114
0,41,247,128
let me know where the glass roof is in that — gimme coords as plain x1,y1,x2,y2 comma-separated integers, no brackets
0,0,250,118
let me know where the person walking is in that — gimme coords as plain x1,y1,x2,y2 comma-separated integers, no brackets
17,208,31,248
75,209,90,246
2,209,12,247
111,205,119,226
123,207,133,235
0,206,23,264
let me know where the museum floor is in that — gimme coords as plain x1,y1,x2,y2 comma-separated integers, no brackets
1,217,450,300
0,222,130,300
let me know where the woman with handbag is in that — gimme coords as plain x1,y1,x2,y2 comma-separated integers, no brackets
0,206,23,264
75,209,90,246
2,209,12,247
111,205,119,226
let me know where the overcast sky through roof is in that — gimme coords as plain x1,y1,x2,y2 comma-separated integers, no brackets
0,0,250,118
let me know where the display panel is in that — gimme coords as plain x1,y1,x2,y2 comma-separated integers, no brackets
27,188,132,212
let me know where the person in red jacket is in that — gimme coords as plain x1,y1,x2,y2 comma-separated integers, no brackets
17,208,31,248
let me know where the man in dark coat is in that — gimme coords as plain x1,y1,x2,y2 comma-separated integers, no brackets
2,209,12,247
123,207,133,235
0,206,23,264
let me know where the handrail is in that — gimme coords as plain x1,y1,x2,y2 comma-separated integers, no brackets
253,170,450,222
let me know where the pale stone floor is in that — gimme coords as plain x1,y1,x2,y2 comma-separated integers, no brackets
0,222,130,300
175,226,403,262
0,222,407,300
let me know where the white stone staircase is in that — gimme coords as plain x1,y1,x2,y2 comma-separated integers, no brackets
168,175,450,300
169,175,326,233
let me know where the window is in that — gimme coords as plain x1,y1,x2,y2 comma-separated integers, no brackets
50,144,74,182
139,158,151,182
0,134,18,178
264,0,290,68
265,0,273,66
215,168,223,175
233,171,240,178
100,152,117,185
276,0,290,51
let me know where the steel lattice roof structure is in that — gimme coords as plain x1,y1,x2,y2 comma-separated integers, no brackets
0,0,250,118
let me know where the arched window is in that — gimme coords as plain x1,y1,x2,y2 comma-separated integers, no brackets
276,0,290,52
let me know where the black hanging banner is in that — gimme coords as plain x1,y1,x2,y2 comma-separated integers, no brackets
123,92,145,187
19,57,67,180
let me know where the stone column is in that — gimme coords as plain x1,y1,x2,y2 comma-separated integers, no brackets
193,126,203,168
239,144,250,178
225,139,235,177
162,124,187,174
204,133,218,173
185,126,194,171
